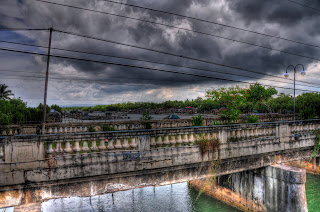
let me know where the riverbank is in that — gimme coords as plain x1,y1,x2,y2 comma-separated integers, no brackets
286,160,320,175
188,180,260,212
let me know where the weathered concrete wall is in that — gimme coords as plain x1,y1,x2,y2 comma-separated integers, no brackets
0,120,318,208
190,164,308,212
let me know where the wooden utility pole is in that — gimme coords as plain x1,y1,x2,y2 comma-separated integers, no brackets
42,27,53,134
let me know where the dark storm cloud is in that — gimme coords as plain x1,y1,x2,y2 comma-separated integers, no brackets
0,0,320,105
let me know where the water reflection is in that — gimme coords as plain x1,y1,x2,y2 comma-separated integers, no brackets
42,182,239,212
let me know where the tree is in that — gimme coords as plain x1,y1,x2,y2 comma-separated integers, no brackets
0,84,14,100
206,86,248,121
296,93,320,119
246,83,277,113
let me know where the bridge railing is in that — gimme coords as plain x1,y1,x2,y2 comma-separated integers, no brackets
0,114,294,136
0,119,318,164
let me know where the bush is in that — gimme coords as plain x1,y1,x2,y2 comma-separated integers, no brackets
195,137,220,157
246,114,259,123
102,125,116,131
141,112,152,120
88,126,96,132
192,114,203,126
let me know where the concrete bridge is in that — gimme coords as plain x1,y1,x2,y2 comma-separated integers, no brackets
0,119,318,211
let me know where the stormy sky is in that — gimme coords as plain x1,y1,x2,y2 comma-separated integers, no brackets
0,0,320,107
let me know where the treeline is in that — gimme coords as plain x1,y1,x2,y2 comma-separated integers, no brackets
65,93,320,120
0,98,62,125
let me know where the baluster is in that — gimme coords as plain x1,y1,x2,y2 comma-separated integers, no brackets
115,138,122,149
237,130,241,139
183,134,189,145
150,136,156,147
73,139,81,153
176,134,182,146
64,140,72,153
91,140,98,151
130,137,137,148
107,139,114,150
157,136,163,146
55,140,62,153
189,133,194,143
163,135,170,146
170,135,176,145
99,138,107,150
123,138,129,149
82,140,90,152
46,140,54,154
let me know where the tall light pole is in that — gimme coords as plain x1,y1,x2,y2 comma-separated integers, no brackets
284,64,306,121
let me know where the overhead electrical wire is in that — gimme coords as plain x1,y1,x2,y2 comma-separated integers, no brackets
34,0,320,51
102,0,320,49
2,39,320,88
287,0,320,12
0,28,48,31
0,46,318,93
54,29,320,85
32,0,320,63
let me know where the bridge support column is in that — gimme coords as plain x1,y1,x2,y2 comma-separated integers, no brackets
189,164,308,212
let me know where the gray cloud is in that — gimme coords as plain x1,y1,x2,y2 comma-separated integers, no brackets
0,0,319,106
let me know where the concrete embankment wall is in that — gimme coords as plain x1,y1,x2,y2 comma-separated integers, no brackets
190,164,308,212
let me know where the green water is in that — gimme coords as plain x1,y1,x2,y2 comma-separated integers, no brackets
306,173,320,212
41,182,239,212
41,174,320,212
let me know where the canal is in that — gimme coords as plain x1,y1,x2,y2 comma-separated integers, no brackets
34,174,320,211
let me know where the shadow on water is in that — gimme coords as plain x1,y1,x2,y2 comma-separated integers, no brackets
41,182,239,212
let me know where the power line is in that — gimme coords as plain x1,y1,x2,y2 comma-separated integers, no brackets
55,29,319,85
0,28,48,31
34,0,320,51
102,0,320,49
33,0,320,61
2,39,320,88
287,0,320,12
0,46,318,93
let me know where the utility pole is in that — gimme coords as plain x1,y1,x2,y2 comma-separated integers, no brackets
42,27,53,134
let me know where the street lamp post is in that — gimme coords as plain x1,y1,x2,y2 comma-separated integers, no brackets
284,64,306,121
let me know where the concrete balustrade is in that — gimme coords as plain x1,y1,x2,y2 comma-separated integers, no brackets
0,120,319,164
0,115,296,136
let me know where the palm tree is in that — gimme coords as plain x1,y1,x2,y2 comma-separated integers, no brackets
0,84,14,100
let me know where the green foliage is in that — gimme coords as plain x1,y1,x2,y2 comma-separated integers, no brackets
0,98,29,125
144,122,152,129
206,86,248,121
50,104,62,113
306,130,320,168
192,114,203,126
0,112,10,125
88,126,96,132
0,84,14,100
246,114,259,123
247,83,277,102
195,137,220,157
140,112,152,121
102,125,116,131
267,93,293,113
296,93,320,119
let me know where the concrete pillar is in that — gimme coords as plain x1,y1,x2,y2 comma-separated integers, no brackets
190,164,308,212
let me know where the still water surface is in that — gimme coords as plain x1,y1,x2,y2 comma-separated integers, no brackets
42,182,239,212
42,174,320,212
